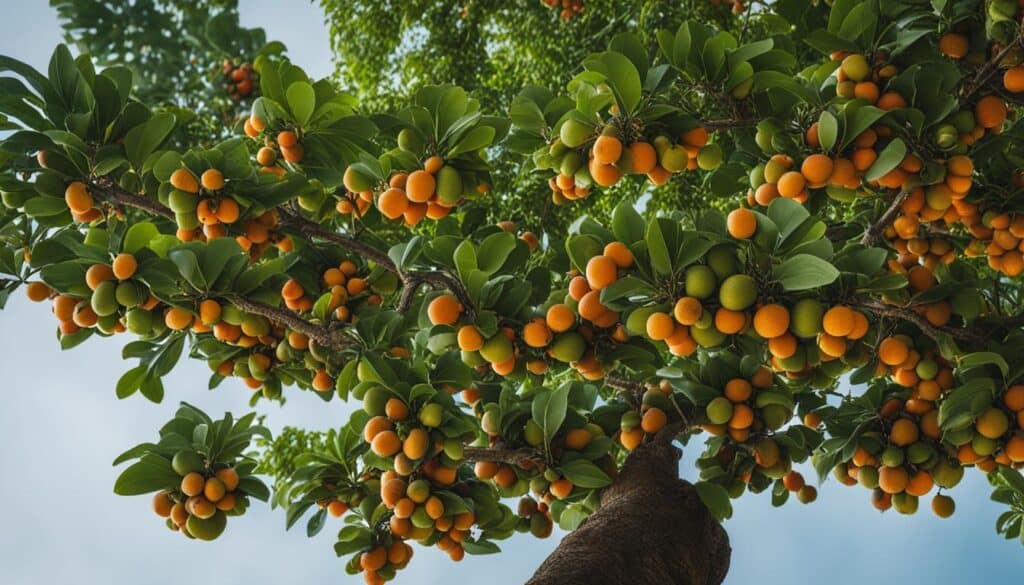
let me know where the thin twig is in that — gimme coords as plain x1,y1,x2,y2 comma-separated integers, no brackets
462,446,545,467
223,294,356,351
91,178,175,220
861,188,911,247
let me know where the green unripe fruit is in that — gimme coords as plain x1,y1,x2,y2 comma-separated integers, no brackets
90,280,119,317
971,434,997,457
692,310,714,330
749,164,766,188
362,387,389,417
524,420,544,446
934,124,958,149
731,76,754,99
356,360,382,383
559,119,591,148
660,145,689,172
172,450,205,476
932,459,964,489
840,54,870,82
480,334,514,364
907,442,935,465
240,313,270,337
96,313,120,334
706,246,740,279
549,332,585,363
761,404,791,431
186,510,227,541
543,468,560,482
706,397,734,425
858,465,880,489
626,306,661,336
944,426,974,445
718,274,758,311
530,477,549,495
949,110,975,134
297,190,327,212
397,128,424,153
620,410,642,431
461,350,486,367
914,359,938,381
175,211,200,231
115,281,142,308
685,265,717,299
696,143,723,170
168,189,199,213
573,165,593,188
435,166,463,205
125,308,153,335
755,120,779,153
220,304,244,326
560,151,584,176
410,506,434,529
1,190,29,209
343,166,374,193
419,403,444,428
481,409,502,435
443,438,464,460
790,298,825,339
642,389,672,412
892,493,918,515
548,138,568,158
777,346,807,372
691,324,726,348
880,447,904,468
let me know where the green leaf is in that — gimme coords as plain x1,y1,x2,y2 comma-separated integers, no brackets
611,201,645,245
695,481,733,521
645,218,673,275
559,459,612,489
448,125,495,157
286,81,316,126
773,254,839,291
113,454,179,495
818,111,838,151
532,385,569,447
477,232,516,275
122,222,159,254
938,378,995,431
124,113,176,170
958,352,1009,377
864,138,906,182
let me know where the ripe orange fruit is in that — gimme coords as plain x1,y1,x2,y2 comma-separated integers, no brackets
64,181,93,213
424,156,444,174
938,33,968,59
427,294,462,326
546,304,575,332
646,312,675,341
377,187,409,220
201,169,225,191
753,303,789,338
878,337,909,366
523,318,553,348
768,332,797,359
25,281,50,302
714,308,746,335
878,466,909,494
777,171,806,198
111,253,137,280
277,130,298,148
603,241,633,268
724,378,752,402
585,254,618,290
593,135,622,164
164,307,193,330
371,430,401,457
673,296,703,326
641,407,668,434
681,127,708,147
406,170,436,202
890,418,919,446
457,325,484,351
170,168,199,193
629,142,657,173
726,208,757,239
800,154,834,187
822,305,855,337
1005,66,1024,93
975,95,1008,129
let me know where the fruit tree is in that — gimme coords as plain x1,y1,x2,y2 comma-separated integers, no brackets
5,0,1024,583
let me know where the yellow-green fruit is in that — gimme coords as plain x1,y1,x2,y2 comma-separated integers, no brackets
362,387,389,417
761,404,791,431
480,334,514,364
660,145,689,172
880,447,903,467
443,438,464,460
626,306,661,336
343,166,374,193
418,403,444,427
841,54,870,82
524,420,543,446
115,282,142,308
240,314,270,337
907,442,936,466
410,506,434,529
777,346,807,372
175,211,200,231
95,314,120,334
172,450,205,476
696,143,723,170
858,465,880,489
397,128,424,153
186,510,227,540
932,459,964,489
90,280,119,317
731,77,754,99
481,409,502,435
220,304,243,326
706,246,739,279
549,332,585,363
706,397,733,425
718,274,757,311
407,479,431,504
790,298,824,339
462,350,486,367
971,434,997,457
685,265,717,299
559,119,591,148
436,166,463,205
892,493,918,515
691,325,726,348
125,308,153,335
168,189,198,213
560,151,584,176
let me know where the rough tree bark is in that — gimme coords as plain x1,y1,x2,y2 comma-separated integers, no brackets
527,438,731,585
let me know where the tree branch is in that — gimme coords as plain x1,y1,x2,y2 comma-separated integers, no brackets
861,188,910,247
222,294,357,351
91,177,175,220
277,207,397,271
462,446,545,468
963,33,1024,101
851,297,986,347
605,374,645,406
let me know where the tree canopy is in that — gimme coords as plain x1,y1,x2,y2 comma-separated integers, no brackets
3,0,1024,583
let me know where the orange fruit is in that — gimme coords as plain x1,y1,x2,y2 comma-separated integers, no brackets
753,304,789,339
727,208,757,239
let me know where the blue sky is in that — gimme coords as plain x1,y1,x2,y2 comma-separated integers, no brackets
0,2,1020,583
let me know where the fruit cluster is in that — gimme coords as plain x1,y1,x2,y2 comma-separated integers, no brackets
154,450,250,541
343,156,466,226
63,181,103,223
540,0,583,20
244,114,305,171
220,59,259,102
542,122,720,204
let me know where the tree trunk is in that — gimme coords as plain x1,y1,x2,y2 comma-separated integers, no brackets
527,438,731,585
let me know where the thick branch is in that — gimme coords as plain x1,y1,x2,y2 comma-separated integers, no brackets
963,34,1024,101
462,446,544,467
861,188,910,247
223,294,355,350
605,374,645,406
701,117,758,130
91,178,175,220
277,208,397,271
